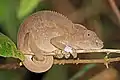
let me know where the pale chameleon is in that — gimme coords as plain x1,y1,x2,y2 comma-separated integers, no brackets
17,11,103,73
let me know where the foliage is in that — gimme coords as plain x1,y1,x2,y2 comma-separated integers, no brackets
18,0,40,19
0,0,120,80
0,33,24,61
0,0,41,60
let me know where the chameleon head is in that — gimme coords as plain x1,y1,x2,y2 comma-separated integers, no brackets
75,29,104,49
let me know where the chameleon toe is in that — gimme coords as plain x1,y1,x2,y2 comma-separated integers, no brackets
64,53,70,58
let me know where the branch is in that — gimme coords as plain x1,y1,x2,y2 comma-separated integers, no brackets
43,49,120,56
76,49,120,53
24,49,120,65
53,57,120,64
41,49,120,65
0,63,21,69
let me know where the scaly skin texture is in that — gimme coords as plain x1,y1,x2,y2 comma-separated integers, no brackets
17,11,75,73
50,23,103,58
17,10,103,73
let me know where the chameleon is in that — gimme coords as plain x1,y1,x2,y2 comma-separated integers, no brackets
17,10,103,73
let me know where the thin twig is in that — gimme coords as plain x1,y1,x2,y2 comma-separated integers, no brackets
53,57,120,64
76,49,120,53
108,0,120,24
43,49,120,56
25,49,120,64
52,49,120,64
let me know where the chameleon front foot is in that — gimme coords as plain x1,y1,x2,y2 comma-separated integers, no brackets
53,49,71,58
53,49,64,58
62,51,70,58
64,45,77,58
23,55,53,73
53,46,77,59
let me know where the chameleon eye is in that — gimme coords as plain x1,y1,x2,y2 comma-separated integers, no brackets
87,33,90,36
86,31,92,37
84,30,93,38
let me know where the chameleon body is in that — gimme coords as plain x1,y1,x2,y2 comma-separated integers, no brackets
17,11,103,73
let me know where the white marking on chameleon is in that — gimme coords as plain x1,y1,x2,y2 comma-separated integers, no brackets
64,45,73,53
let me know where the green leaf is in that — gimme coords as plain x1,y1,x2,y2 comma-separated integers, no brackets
0,33,25,61
18,0,40,19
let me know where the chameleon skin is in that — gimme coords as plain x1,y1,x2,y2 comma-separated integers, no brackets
17,11,103,73
17,11,75,73
72,24,103,49
50,24,104,58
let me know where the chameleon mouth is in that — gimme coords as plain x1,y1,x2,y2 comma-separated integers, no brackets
95,40,104,49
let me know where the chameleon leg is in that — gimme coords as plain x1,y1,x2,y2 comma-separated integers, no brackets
22,33,53,73
50,36,71,58
63,45,77,58
58,45,78,59
29,41,45,61
70,48,77,58
50,36,77,58
53,49,64,58
62,51,70,58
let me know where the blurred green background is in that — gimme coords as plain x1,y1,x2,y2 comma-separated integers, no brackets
0,0,120,80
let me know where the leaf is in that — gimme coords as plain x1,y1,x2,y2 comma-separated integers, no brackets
18,0,40,19
0,33,25,61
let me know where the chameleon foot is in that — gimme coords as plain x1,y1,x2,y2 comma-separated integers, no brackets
64,53,70,59
70,48,77,58
64,45,77,58
53,46,77,59
62,50,70,58
53,49,64,58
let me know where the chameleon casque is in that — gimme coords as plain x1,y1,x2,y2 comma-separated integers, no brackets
17,11,103,73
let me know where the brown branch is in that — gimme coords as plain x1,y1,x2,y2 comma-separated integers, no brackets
0,63,21,69
108,0,120,24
